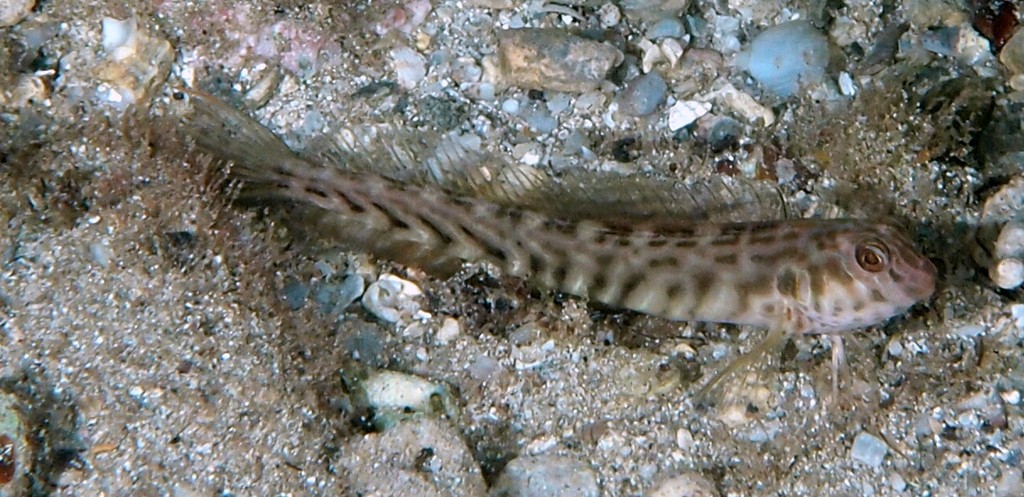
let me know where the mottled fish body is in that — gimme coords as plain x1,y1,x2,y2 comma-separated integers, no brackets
178,90,937,393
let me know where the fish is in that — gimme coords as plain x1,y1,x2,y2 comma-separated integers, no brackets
175,89,938,400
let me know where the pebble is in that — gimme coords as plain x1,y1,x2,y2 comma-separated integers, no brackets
337,417,486,497
359,370,456,430
646,472,719,497
837,72,856,96
491,454,599,497
95,17,174,109
391,47,428,89
501,98,521,115
711,84,774,126
520,104,557,134
496,29,623,93
282,279,309,311
992,259,1024,290
851,432,889,467
921,25,994,66
468,354,501,381
597,3,621,28
667,100,711,131
0,393,30,496
0,0,33,27
434,317,460,345
647,17,686,40
616,72,668,116
1002,28,1024,74
737,20,829,98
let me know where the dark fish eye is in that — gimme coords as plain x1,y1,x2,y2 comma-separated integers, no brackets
855,241,890,272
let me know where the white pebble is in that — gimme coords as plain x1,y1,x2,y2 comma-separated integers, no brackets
362,370,442,412
838,71,856,96
667,100,711,131
435,317,460,345
851,432,889,467
1012,304,1024,328
391,47,427,89
995,223,1024,258
502,98,521,114
1000,389,1021,405
675,428,694,451
991,257,1024,288
886,337,903,357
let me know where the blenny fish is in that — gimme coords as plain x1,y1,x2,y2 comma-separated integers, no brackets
177,90,938,398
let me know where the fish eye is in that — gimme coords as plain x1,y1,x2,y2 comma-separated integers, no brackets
855,241,890,272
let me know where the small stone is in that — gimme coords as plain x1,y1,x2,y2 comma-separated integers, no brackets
502,98,521,114
282,279,309,311
737,20,829,98
468,354,500,381
710,84,774,126
496,29,623,93
667,100,710,130
994,223,1024,258
675,428,694,450
597,3,621,28
435,317,460,345
638,38,664,73
1012,304,1024,328
838,72,856,96
512,142,544,166
1000,27,1024,74
0,0,33,27
9,75,48,107
889,472,908,492
616,72,668,116
89,239,112,268
1001,389,1021,405
491,454,599,497
647,16,686,40
391,47,427,89
922,25,993,66
956,324,986,338
660,39,685,67
646,472,719,497
851,432,889,467
991,258,1024,289
521,104,557,134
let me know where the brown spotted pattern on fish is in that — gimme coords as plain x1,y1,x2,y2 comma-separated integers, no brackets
178,89,938,393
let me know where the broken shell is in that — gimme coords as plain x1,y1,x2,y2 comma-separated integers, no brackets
95,17,174,109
